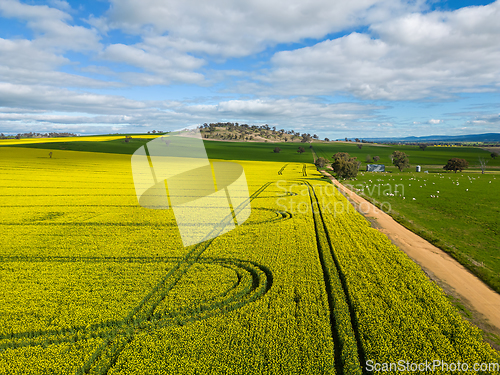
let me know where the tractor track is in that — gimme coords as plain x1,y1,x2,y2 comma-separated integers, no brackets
304,180,365,375
0,182,278,375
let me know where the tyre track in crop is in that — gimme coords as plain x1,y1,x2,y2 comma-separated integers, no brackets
78,181,276,374
304,180,365,375
310,147,318,163
0,257,271,351
0,182,277,374
277,164,288,175
312,144,331,162
250,207,293,223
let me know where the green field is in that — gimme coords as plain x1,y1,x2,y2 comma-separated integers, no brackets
0,137,315,162
311,140,500,295
0,136,158,156
343,170,500,293
313,142,500,171
1,138,499,374
6,136,499,171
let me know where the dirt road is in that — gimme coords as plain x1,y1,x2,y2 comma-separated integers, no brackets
321,171,500,332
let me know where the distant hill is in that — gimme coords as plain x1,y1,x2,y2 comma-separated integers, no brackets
364,133,500,143
198,122,322,143
198,125,500,144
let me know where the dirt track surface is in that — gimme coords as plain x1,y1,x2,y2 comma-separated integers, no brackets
321,171,500,331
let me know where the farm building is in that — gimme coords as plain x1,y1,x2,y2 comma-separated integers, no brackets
366,164,385,172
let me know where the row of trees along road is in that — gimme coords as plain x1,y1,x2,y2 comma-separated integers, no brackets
319,150,475,180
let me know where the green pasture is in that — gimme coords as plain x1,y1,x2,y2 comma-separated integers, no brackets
1,137,315,163
313,143,500,170
3,135,499,170
348,171,500,293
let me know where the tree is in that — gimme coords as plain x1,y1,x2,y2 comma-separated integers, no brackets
297,146,305,154
373,156,380,162
315,157,328,168
331,152,360,179
366,154,372,163
478,157,488,174
492,152,499,159
357,144,363,149
301,134,312,143
273,147,281,153
419,144,428,151
332,152,349,160
443,158,468,173
391,151,410,171
324,137,330,142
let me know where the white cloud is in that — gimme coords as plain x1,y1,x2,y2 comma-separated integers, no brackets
101,43,206,84
2,86,494,137
0,38,68,70
0,64,120,89
428,119,443,124
102,44,203,71
0,86,386,136
255,1,500,100
0,0,69,22
0,83,146,114
0,1,107,90
97,0,426,58
0,0,100,52
48,0,72,12
92,0,427,86
468,113,500,125
211,98,383,121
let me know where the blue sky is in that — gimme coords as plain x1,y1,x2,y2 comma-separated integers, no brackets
0,0,499,139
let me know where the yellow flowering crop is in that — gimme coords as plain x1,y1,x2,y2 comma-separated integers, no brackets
0,147,498,374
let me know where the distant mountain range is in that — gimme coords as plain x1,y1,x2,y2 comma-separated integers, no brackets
363,133,500,143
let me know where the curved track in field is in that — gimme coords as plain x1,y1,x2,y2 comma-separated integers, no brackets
0,182,280,375
77,181,277,374
0,256,272,364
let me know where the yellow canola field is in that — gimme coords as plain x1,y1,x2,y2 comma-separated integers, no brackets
0,147,498,374
0,134,161,146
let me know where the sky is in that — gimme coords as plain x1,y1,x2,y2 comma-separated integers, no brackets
0,0,499,139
